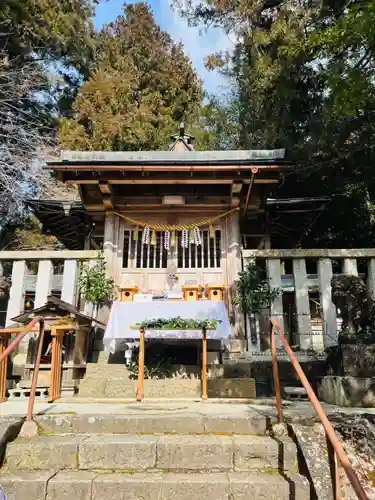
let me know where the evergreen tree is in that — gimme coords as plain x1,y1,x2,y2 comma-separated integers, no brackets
178,0,375,247
60,3,203,151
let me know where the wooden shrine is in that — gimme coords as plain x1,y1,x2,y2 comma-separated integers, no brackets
9,296,104,401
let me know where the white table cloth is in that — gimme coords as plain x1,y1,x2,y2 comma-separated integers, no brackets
103,300,231,353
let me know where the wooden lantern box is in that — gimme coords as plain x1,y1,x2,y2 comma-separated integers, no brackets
182,285,203,301
206,285,225,301
118,285,139,302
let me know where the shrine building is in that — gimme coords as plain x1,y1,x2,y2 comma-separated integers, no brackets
42,124,289,340
0,124,343,401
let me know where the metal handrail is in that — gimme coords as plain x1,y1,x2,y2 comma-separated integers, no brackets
0,316,44,422
0,316,43,364
270,317,369,500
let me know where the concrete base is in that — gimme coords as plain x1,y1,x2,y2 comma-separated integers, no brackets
318,375,375,407
208,379,256,399
77,362,256,399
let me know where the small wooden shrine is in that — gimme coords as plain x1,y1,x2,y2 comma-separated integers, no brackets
11,296,104,400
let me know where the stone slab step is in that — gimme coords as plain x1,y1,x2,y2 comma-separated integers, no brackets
284,386,309,401
5,434,297,473
1,470,310,500
35,412,268,436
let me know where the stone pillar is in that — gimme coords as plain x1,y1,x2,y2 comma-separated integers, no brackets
5,260,28,370
367,259,375,300
61,260,78,306
5,260,26,326
227,210,245,342
318,258,337,347
83,260,97,318
266,258,284,347
35,260,53,308
293,258,312,350
343,259,358,276
103,213,116,278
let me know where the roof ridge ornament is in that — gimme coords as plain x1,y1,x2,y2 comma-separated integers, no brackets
170,121,195,144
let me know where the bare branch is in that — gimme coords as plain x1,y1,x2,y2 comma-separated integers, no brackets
0,52,56,229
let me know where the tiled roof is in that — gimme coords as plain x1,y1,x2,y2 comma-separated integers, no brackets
54,149,286,164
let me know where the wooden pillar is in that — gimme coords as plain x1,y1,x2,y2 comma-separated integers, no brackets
318,259,337,348
35,260,53,308
267,258,284,346
73,327,87,365
61,260,78,305
202,329,208,400
5,260,26,326
50,327,63,402
117,220,125,282
293,259,312,350
0,335,9,402
136,327,145,402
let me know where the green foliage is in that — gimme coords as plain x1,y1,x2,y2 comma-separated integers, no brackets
78,258,114,308
60,2,203,151
178,0,375,247
233,261,280,315
137,317,220,330
127,356,172,380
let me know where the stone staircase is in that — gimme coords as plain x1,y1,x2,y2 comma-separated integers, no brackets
0,410,310,499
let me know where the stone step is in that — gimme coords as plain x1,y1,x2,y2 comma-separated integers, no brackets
284,386,309,401
34,411,268,436
1,470,310,500
78,362,256,399
5,434,297,473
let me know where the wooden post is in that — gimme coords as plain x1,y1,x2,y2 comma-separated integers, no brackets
27,320,45,421
49,327,64,402
136,327,145,402
202,328,208,400
0,335,9,402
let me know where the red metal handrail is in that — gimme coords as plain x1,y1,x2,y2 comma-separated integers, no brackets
0,316,44,422
0,316,43,364
270,317,369,500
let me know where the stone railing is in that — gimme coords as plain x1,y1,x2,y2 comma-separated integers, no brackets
242,249,375,351
0,251,100,327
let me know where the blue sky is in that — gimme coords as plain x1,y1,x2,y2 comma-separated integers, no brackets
94,0,231,94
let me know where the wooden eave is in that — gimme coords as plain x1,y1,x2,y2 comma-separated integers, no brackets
12,295,106,326
51,169,285,186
